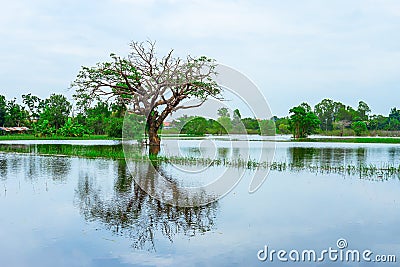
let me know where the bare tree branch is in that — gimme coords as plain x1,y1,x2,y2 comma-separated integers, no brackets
72,40,222,149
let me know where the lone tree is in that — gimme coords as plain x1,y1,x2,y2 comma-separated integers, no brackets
72,41,222,154
289,103,320,139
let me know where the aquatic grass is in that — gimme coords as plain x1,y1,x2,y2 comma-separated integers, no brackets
1,144,400,180
296,137,400,144
0,134,119,141
0,144,127,159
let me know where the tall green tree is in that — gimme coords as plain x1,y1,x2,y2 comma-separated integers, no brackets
206,118,225,135
181,117,208,136
368,114,388,131
289,103,320,139
5,98,28,126
217,107,230,118
232,108,245,133
389,108,400,121
275,117,290,134
357,101,371,121
0,95,6,126
352,121,367,136
40,94,72,129
85,101,111,135
314,99,344,131
22,93,43,123
259,119,276,136
217,116,233,133
172,115,195,131
241,118,260,132
336,105,357,122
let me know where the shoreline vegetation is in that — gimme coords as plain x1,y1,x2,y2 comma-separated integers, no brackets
1,134,400,144
0,144,399,180
2,93,400,141
295,137,400,144
0,134,118,140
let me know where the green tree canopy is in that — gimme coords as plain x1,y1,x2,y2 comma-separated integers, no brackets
314,99,344,131
181,117,208,136
0,95,6,126
389,108,400,121
289,103,320,139
217,107,230,118
351,121,367,136
5,98,28,126
259,119,275,136
357,101,371,121
40,94,72,129
22,93,43,123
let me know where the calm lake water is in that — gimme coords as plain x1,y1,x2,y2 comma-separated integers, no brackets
0,139,399,266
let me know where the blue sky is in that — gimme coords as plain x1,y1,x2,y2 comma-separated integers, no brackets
0,0,399,117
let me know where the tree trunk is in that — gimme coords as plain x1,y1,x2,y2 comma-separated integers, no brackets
147,118,161,156
148,129,160,155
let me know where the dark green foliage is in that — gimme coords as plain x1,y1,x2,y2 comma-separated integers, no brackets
2,91,400,139
123,113,146,141
232,109,245,133
33,119,56,137
289,103,320,139
171,115,196,131
22,93,43,123
275,117,290,134
368,115,387,131
180,117,208,136
386,118,400,131
5,98,28,126
206,119,226,135
314,99,344,131
217,116,233,133
57,118,91,137
40,94,72,129
389,108,400,121
259,119,275,136
106,117,124,138
0,95,6,126
217,107,230,118
357,101,371,121
233,109,241,119
351,121,368,136
85,101,111,135
241,118,259,132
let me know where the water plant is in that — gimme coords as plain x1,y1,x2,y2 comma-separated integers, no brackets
1,144,399,181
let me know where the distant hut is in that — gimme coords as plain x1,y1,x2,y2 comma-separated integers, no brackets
0,127,30,135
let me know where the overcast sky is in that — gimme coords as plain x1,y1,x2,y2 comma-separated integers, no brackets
0,0,399,117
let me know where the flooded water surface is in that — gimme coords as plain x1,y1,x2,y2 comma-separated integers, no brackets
0,140,399,266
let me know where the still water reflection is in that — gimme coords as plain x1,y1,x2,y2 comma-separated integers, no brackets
0,142,399,266
75,160,217,251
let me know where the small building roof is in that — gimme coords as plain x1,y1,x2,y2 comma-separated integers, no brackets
0,127,30,132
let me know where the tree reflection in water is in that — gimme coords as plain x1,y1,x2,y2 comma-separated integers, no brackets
74,160,218,251
289,147,367,167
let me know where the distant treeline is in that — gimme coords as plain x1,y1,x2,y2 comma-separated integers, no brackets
165,107,275,136
280,99,400,138
0,94,399,138
0,93,125,137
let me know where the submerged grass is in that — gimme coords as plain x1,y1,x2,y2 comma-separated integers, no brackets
1,143,400,180
0,144,126,159
0,134,119,140
297,137,400,144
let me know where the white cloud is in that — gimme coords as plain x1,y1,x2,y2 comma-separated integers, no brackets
0,0,399,116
